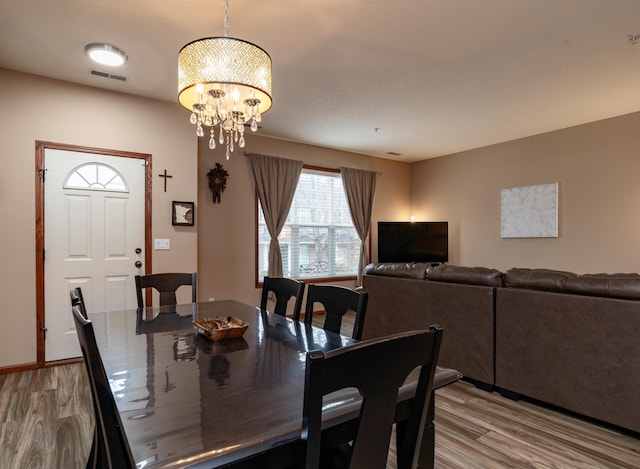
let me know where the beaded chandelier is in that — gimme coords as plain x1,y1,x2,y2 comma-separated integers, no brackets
178,0,272,159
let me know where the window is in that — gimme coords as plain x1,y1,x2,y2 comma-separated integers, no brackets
64,162,128,192
257,168,360,281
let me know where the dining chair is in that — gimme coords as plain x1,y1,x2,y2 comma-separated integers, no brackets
70,286,88,319
70,288,104,468
72,305,136,468
303,284,368,340
302,326,444,469
260,276,305,318
135,272,197,308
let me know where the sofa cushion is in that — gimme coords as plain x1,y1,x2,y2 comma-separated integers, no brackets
363,262,431,280
505,268,640,300
504,268,577,292
564,273,640,300
426,264,504,287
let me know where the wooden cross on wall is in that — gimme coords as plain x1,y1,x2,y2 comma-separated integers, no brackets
159,169,173,192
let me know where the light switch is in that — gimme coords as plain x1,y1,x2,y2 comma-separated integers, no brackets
154,238,170,250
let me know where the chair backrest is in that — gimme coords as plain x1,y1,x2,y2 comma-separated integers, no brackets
302,327,443,469
135,272,197,308
260,276,305,317
70,287,88,319
70,289,107,468
72,305,136,468
304,284,369,340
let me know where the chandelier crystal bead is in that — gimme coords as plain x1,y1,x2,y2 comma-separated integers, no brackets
178,0,272,159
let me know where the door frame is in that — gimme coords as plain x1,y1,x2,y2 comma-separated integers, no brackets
35,141,153,367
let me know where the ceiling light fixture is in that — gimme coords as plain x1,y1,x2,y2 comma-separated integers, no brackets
178,0,272,159
85,43,127,67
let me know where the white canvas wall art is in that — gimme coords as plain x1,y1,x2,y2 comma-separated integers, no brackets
501,183,558,238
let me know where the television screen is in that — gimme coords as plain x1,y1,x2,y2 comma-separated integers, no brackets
378,221,448,263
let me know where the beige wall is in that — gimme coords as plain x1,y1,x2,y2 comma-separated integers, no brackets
6,65,638,368
410,110,640,274
0,69,197,368
197,134,411,307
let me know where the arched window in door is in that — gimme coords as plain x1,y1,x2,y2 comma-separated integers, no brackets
63,162,129,192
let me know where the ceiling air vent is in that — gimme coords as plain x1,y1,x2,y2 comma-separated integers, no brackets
386,151,402,156
91,69,127,81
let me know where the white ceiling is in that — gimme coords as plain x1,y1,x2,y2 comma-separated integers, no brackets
1,0,640,162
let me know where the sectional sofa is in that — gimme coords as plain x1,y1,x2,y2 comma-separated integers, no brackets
361,263,640,434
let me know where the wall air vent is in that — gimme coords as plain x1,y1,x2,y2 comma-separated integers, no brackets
90,69,127,81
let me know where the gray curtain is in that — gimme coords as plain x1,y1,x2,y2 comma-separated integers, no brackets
340,167,377,286
248,153,303,278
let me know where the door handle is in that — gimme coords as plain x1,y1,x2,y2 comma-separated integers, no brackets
135,261,143,268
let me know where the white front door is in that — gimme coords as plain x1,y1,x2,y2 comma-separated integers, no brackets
44,149,146,361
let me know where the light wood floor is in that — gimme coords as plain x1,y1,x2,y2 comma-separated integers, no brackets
0,363,93,469
1,363,638,469
431,381,639,468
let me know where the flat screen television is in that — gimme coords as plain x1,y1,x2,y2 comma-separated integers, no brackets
378,221,448,263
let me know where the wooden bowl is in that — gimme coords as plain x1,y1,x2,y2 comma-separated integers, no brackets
193,316,249,341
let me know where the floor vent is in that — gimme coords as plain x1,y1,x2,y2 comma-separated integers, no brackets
91,70,127,81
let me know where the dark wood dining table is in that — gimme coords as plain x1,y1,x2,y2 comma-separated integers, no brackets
89,300,461,468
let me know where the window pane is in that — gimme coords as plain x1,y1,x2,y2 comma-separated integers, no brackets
64,163,128,192
97,165,117,185
258,169,360,280
66,171,89,188
296,226,328,276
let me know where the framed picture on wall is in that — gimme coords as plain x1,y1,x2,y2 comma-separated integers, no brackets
172,201,195,226
501,183,558,238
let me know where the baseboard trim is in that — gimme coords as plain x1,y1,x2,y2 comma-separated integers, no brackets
0,362,39,375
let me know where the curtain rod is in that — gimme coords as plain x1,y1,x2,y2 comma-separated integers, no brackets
242,151,382,175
